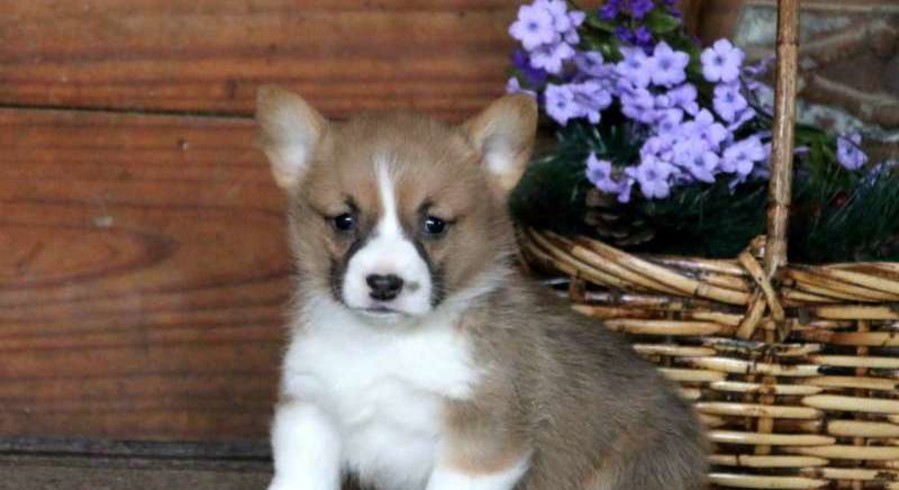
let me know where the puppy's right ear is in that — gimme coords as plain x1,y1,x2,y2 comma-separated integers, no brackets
256,85,327,190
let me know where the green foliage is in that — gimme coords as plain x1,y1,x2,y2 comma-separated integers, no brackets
511,143,899,264
509,0,898,265
644,10,680,34
791,166,899,263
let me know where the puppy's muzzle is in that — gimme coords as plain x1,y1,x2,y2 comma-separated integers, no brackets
366,273,404,301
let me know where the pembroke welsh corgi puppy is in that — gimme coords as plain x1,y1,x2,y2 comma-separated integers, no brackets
256,86,706,490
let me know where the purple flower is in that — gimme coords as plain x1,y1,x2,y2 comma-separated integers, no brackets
616,47,656,88
743,55,774,79
654,108,684,134
713,83,748,122
628,159,674,199
747,82,775,115
511,49,549,86
566,11,586,44
701,39,745,84
506,77,537,97
615,76,637,96
618,175,634,203
615,26,636,44
629,0,655,19
641,134,677,163
836,133,868,170
542,81,615,124
540,0,585,43
653,93,673,112
691,152,721,183
585,154,621,194
574,51,608,78
634,26,653,46
621,87,657,123
751,142,772,180
586,154,633,203
544,84,578,125
510,3,559,51
866,160,897,185
571,81,613,123
668,83,699,115
673,142,719,183
727,106,756,131
721,136,766,176
599,0,621,21
615,176,635,203
650,42,690,87
509,1,584,74
616,25,653,52
530,41,576,74
683,109,729,149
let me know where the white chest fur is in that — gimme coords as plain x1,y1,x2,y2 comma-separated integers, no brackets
281,300,481,490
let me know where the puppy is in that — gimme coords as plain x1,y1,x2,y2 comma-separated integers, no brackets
256,86,707,490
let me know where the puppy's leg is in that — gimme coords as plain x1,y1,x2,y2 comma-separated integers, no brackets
426,458,530,490
426,399,531,490
267,401,342,490
425,448,530,490
583,433,706,490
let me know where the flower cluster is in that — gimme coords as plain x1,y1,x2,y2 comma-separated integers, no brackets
509,0,586,75
507,0,870,204
600,0,678,51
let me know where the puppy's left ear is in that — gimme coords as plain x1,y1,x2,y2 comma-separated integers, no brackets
256,85,327,190
462,94,538,192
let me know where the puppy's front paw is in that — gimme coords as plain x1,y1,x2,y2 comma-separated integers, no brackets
266,476,340,490
266,477,292,490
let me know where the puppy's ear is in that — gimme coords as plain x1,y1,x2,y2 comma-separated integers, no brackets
462,94,538,192
256,85,327,190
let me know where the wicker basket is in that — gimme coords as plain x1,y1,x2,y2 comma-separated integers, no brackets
518,0,899,488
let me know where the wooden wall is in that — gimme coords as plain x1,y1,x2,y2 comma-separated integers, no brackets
1,110,285,442
3,0,723,444
0,0,527,443
0,1,523,120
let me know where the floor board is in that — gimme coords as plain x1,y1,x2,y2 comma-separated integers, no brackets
2,454,272,490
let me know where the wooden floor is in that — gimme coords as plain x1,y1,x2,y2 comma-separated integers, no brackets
0,438,270,489
3,455,272,490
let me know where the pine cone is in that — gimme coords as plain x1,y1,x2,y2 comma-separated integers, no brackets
583,188,655,247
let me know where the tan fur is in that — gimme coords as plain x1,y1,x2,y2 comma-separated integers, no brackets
258,87,707,490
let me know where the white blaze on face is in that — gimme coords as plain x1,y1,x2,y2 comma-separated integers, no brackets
341,160,434,317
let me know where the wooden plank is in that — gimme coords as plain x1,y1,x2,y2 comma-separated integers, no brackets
0,0,529,120
1,453,365,490
0,454,272,490
0,108,289,441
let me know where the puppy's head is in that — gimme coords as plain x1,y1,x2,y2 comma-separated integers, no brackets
257,86,536,322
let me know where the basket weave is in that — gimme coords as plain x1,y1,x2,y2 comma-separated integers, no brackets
518,0,899,488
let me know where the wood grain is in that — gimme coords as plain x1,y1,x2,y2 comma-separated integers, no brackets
0,108,290,441
0,0,527,121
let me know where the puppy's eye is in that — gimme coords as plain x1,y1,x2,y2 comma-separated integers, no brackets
423,215,447,236
331,213,356,232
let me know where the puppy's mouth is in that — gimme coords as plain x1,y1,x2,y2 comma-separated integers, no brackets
357,305,408,319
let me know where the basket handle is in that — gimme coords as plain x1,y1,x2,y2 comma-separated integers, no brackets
763,0,800,277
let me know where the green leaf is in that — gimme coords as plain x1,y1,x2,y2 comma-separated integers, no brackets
585,13,617,33
644,10,681,34
582,35,621,61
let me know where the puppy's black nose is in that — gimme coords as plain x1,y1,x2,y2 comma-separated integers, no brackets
366,274,404,301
